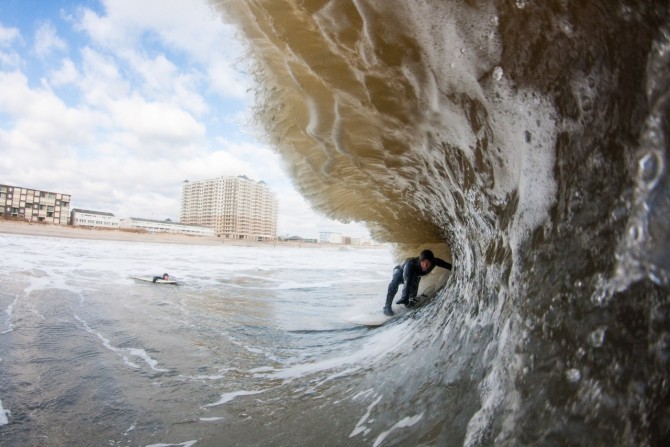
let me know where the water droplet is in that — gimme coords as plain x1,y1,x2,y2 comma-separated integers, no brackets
566,368,581,383
516,0,527,9
492,66,503,81
560,22,573,35
649,270,665,286
619,4,633,21
610,206,627,222
591,289,612,306
628,223,644,242
588,327,606,347
638,150,663,189
630,381,646,395
655,332,670,364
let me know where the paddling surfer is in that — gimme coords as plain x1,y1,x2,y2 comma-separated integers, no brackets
153,273,170,283
383,250,452,316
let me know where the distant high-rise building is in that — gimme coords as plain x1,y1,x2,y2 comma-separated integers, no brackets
0,184,70,224
180,175,278,241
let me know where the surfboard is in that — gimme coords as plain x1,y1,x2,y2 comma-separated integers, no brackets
131,276,179,285
346,294,432,327
346,312,396,327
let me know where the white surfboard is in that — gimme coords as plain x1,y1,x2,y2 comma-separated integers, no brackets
346,295,431,327
131,276,179,285
346,312,395,327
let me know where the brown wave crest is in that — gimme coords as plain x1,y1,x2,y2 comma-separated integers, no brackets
214,1,509,246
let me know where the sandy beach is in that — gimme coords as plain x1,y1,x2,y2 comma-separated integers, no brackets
0,219,233,245
0,219,379,249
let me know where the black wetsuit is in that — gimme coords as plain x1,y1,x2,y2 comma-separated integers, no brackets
384,257,452,309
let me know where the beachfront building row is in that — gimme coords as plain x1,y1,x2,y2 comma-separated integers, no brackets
180,175,278,241
319,231,366,245
120,217,215,237
0,184,70,224
71,208,120,228
70,209,213,236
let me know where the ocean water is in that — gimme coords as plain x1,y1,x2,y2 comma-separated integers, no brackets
3,0,670,445
0,233,416,446
205,1,668,446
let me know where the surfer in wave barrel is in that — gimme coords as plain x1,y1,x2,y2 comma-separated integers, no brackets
383,250,452,316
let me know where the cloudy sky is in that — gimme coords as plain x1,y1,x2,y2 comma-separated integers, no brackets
0,0,370,239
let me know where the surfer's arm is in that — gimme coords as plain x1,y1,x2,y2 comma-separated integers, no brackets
435,258,453,271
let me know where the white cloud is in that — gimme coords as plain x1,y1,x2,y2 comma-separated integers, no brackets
180,150,253,181
74,0,247,101
0,23,22,67
0,71,98,149
79,46,130,104
121,50,209,116
49,58,79,86
93,0,237,62
207,59,248,99
0,23,20,46
75,5,131,48
107,95,205,150
34,22,67,58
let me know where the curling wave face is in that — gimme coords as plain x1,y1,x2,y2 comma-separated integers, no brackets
212,1,670,445
214,0,558,255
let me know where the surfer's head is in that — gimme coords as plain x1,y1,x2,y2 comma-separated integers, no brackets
419,250,435,271
163,273,169,279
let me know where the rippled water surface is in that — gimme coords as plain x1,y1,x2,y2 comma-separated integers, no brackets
0,234,425,446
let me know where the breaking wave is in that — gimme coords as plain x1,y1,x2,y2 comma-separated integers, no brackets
212,1,669,445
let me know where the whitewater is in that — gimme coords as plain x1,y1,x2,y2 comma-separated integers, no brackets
0,234,418,446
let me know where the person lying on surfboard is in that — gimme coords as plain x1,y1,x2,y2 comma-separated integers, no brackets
153,273,170,283
383,250,452,316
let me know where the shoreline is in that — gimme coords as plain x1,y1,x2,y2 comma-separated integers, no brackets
0,220,383,249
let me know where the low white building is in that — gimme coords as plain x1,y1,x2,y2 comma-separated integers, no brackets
70,208,119,228
120,217,215,237
319,231,343,244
